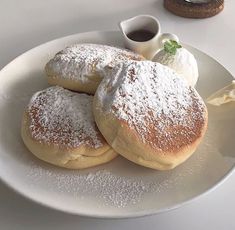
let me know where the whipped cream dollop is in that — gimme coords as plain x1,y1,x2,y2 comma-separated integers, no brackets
153,47,198,87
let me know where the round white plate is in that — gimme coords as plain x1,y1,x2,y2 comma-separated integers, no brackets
0,31,234,218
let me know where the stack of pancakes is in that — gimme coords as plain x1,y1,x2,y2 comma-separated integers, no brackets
21,43,208,170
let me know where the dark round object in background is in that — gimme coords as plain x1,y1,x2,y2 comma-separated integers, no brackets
164,0,224,19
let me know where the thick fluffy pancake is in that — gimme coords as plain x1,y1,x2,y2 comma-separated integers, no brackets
21,86,117,169
93,61,208,170
45,43,145,94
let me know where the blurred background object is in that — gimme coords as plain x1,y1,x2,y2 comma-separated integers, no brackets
184,0,213,3
164,0,224,18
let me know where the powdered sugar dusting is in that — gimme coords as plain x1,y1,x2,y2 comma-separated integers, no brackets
27,86,103,149
26,142,209,208
27,164,150,207
98,61,206,151
46,43,144,83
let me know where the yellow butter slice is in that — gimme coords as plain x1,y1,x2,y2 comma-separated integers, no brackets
206,80,235,106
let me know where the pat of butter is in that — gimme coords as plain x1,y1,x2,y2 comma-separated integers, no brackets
207,80,235,106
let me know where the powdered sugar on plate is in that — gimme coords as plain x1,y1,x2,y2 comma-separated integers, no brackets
97,61,207,151
27,86,103,149
26,140,209,208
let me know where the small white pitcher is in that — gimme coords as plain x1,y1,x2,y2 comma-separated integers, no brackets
119,15,179,60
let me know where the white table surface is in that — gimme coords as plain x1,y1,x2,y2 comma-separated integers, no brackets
0,0,235,229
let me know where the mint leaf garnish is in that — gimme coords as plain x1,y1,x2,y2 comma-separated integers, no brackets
164,40,182,55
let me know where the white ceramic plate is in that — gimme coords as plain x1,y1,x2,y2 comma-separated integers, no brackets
0,31,234,218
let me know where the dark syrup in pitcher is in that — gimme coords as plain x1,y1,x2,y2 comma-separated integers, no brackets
127,29,155,42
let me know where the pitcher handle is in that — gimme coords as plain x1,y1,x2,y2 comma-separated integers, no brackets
159,33,179,46
151,33,179,60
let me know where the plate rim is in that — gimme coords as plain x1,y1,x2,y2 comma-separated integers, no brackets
0,30,234,219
